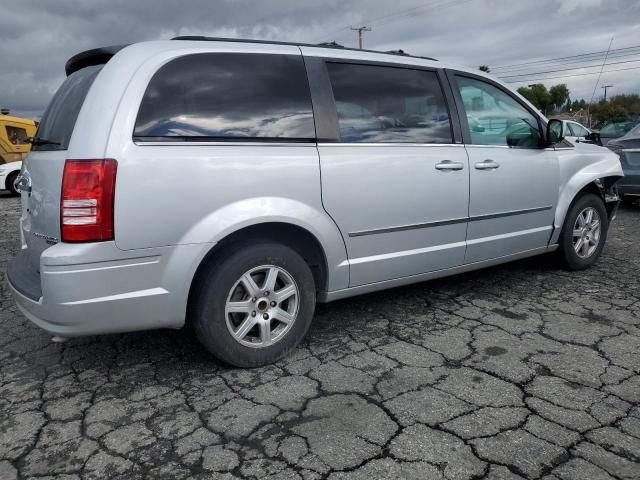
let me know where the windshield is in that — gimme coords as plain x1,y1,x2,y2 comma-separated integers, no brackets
622,123,640,139
32,65,103,151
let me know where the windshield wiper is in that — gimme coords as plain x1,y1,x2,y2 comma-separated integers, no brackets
29,137,61,147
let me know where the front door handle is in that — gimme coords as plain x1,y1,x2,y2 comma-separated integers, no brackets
435,160,464,171
475,159,500,170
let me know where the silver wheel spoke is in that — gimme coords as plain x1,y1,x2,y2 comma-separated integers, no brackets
241,273,260,297
581,239,590,256
272,307,294,324
574,237,584,254
260,321,272,346
264,267,279,292
590,219,600,231
227,300,252,313
577,213,586,228
234,316,257,340
585,208,593,225
572,229,583,238
273,284,296,303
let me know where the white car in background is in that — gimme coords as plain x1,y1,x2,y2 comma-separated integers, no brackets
0,160,21,196
562,120,592,144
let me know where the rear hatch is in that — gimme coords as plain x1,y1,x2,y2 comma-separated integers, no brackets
20,64,104,273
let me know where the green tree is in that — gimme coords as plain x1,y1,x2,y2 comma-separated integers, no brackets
609,94,640,116
590,102,628,123
478,65,491,73
549,84,570,112
517,84,552,113
571,99,587,111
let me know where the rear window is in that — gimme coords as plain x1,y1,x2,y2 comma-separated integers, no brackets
134,53,315,141
33,65,103,151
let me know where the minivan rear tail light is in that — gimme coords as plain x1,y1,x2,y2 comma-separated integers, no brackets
61,159,117,242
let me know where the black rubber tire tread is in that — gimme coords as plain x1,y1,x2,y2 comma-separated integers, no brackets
191,240,316,368
6,171,19,196
558,193,608,271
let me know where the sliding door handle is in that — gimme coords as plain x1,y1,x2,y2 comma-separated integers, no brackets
435,160,464,171
475,159,500,170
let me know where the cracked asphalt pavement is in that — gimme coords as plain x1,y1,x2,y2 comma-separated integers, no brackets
1,193,639,480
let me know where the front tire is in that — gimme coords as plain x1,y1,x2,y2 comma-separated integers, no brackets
6,171,19,196
191,241,316,367
558,193,608,270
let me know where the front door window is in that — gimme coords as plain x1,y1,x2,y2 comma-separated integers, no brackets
456,76,541,148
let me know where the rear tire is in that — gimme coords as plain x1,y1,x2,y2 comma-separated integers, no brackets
191,241,316,367
6,171,19,196
558,193,608,270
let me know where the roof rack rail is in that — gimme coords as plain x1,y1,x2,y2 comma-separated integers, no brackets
316,41,344,48
171,36,437,62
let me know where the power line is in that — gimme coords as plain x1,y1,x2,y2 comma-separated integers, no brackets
588,36,614,127
492,49,640,73
503,64,640,84
491,43,640,70
497,57,640,79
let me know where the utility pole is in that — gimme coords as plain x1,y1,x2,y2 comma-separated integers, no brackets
601,85,614,101
350,25,371,49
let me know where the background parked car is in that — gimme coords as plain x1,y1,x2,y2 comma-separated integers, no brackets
0,113,37,164
0,160,22,195
607,124,640,201
562,120,592,144
596,119,638,144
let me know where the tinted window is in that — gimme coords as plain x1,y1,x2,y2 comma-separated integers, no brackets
6,126,29,145
326,63,452,143
571,123,589,137
456,76,541,148
33,65,103,151
564,123,575,136
134,53,315,140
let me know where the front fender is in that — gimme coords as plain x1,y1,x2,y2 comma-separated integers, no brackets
550,146,623,244
178,196,349,291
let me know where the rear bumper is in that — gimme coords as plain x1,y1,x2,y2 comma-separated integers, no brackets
7,241,212,336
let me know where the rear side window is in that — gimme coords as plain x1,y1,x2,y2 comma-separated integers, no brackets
564,123,575,136
326,63,452,143
33,65,103,151
571,123,589,137
134,53,315,141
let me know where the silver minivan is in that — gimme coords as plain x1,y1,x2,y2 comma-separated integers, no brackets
8,37,623,367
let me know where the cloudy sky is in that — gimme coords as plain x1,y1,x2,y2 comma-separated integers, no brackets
1,0,639,118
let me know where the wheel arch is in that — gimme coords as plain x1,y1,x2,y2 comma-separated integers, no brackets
551,174,623,244
185,221,340,327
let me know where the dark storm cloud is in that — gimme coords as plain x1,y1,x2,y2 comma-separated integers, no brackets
1,0,639,118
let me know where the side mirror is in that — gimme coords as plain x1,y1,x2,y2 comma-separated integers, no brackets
585,131,603,146
547,119,564,145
